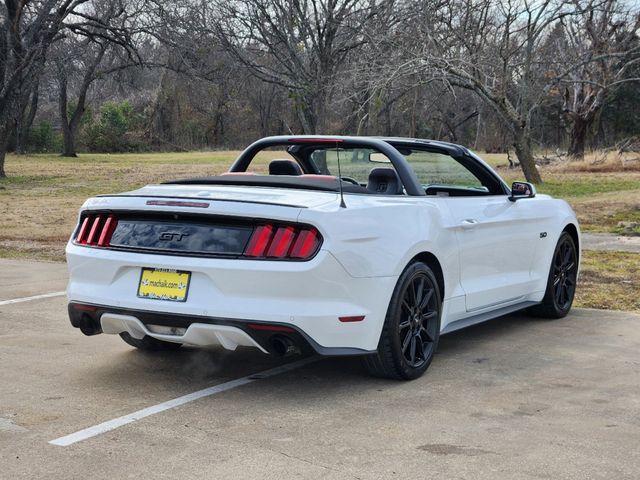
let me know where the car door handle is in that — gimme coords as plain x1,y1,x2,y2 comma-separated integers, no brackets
460,219,479,229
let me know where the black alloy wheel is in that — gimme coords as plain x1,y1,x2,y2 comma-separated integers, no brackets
553,236,578,311
398,272,439,368
529,232,578,319
363,261,441,380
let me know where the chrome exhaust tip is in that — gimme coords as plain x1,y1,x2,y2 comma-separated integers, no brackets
270,335,301,357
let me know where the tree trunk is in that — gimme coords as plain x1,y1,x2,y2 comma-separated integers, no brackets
474,111,481,149
296,99,316,134
567,117,589,160
57,45,104,157
0,123,9,178
410,88,418,138
513,129,542,184
15,83,39,155
15,115,26,155
61,122,78,157
314,94,328,134
58,71,79,157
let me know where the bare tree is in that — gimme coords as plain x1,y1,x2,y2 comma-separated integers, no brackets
0,0,83,176
0,0,143,176
14,74,40,154
54,39,107,156
388,0,583,183
555,0,640,159
54,0,142,156
3,0,638,166
212,0,388,134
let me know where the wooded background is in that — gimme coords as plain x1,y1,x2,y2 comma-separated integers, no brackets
1,0,639,182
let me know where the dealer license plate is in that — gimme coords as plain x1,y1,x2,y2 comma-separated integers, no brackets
137,268,191,302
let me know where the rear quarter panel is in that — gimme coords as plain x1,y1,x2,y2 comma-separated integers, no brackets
298,195,463,301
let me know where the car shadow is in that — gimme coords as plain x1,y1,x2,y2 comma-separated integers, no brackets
85,310,553,399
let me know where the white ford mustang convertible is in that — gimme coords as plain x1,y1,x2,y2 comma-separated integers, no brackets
66,136,580,379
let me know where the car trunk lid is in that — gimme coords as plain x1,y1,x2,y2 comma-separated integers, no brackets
103,184,340,209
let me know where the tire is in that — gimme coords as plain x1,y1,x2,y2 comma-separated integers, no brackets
363,261,442,380
528,232,578,319
119,332,183,351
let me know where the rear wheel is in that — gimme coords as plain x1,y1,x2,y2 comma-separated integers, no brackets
119,332,182,351
529,232,578,319
363,262,441,380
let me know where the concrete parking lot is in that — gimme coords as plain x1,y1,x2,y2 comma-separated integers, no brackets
1,259,639,479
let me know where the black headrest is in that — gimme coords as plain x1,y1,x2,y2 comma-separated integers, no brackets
367,168,403,194
269,159,303,176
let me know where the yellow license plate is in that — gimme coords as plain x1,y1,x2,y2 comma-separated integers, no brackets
137,268,191,302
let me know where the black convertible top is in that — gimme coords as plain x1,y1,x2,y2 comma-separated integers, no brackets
164,174,368,193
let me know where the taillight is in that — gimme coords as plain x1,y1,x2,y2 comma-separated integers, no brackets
266,226,296,258
75,214,117,247
290,229,319,258
73,214,320,260
244,223,321,260
244,224,274,257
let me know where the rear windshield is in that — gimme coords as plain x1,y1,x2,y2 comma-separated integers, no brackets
308,148,395,185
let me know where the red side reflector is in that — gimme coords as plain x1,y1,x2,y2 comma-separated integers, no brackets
247,323,296,333
245,224,274,257
97,215,117,246
267,226,296,257
290,229,319,258
339,316,365,323
86,216,103,245
146,200,209,208
76,217,91,244
71,303,98,312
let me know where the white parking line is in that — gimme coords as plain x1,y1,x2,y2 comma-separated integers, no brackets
0,291,66,306
49,356,318,447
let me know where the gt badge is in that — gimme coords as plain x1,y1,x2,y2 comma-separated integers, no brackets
159,232,190,242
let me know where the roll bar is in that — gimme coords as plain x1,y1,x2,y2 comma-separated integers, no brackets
229,135,427,197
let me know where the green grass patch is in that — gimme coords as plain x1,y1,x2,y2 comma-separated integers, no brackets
0,175,64,188
535,177,640,198
611,225,640,236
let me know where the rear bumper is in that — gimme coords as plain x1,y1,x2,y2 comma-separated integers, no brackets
68,303,374,356
66,242,397,352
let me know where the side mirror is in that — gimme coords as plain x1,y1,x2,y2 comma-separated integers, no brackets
509,181,536,202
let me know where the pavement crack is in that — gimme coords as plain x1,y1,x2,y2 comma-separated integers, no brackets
276,450,363,479
215,433,364,479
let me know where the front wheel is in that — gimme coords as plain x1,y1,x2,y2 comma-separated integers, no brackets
363,262,442,380
528,232,578,319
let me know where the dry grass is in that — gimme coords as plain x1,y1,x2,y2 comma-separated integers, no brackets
1,150,639,311
566,191,640,234
0,151,278,261
1,150,638,246
550,150,640,173
575,250,640,312
489,149,640,173
495,155,640,235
